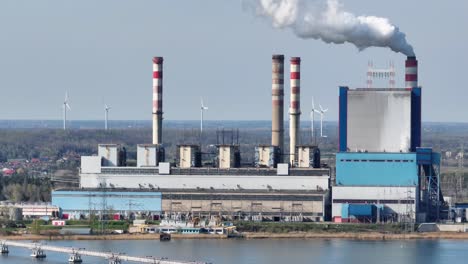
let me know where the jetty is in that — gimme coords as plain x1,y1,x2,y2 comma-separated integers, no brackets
1,240,208,264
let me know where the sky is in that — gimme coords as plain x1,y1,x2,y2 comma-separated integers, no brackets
0,0,467,122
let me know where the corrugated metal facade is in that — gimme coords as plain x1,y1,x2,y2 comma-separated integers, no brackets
52,190,162,213
336,152,418,186
332,186,417,220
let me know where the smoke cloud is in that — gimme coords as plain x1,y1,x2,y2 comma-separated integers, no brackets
247,0,415,56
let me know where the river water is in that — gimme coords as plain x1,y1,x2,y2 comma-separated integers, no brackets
2,239,468,264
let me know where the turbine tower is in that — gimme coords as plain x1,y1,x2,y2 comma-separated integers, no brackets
200,97,208,143
318,104,328,138
311,97,320,144
62,92,71,130
104,104,111,130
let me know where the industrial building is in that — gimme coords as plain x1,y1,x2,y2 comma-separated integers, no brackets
332,56,443,223
0,201,59,220
49,54,447,224
52,55,331,222
51,190,162,220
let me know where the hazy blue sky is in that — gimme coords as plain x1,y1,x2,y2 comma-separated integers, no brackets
0,0,467,122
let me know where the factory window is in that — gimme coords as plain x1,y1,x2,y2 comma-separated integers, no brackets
333,199,414,204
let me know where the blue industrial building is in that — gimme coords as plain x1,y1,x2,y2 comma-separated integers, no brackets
336,152,419,186
52,190,162,219
333,85,442,223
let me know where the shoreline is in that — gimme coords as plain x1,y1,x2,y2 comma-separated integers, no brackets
3,232,468,241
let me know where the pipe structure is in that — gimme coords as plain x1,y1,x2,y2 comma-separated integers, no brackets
289,57,301,166
405,56,418,88
271,55,285,159
152,57,164,145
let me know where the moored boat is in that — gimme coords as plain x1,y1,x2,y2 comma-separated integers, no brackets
68,252,83,263
31,248,46,258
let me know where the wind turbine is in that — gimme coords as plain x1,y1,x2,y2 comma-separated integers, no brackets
104,104,111,130
200,97,208,142
62,92,71,130
318,104,328,138
311,97,320,144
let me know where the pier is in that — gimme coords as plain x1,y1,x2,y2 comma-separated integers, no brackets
1,241,208,264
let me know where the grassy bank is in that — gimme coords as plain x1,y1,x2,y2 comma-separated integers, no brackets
234,222,409,234
3,221,468,241
3,231,468,241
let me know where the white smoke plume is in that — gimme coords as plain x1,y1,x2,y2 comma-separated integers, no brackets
246,0,415,56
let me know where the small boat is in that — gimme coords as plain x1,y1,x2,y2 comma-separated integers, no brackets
108,257,122,264
1,244,8,254
31,248,46,258
68,252,83,263
160,233,171,241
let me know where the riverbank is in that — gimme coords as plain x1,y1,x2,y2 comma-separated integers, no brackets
3,231,468,241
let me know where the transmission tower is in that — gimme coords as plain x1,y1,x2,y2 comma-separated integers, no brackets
99,182,108,234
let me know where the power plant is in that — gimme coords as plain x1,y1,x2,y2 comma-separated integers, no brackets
52,54,443,224
332,56,442,223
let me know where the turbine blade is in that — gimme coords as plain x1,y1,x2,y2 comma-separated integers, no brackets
66,103,71,110
312,97,315,109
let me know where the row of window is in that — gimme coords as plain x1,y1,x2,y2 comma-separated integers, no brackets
333,199,415,204
340,159,414,163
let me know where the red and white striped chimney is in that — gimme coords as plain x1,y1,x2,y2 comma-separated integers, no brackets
289,57,301,166
271,55,285,157
405,56,418,88
152,57,163,145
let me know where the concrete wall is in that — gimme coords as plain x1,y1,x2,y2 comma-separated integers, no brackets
98,144,119,167
218,146,233,169
179,145,198,168
137,145,158,167
162,191,325,221
80,173,330,191
336,152,418,186
437,224,468,232
255,146,277,167
81,156,102,173
296,147,310,168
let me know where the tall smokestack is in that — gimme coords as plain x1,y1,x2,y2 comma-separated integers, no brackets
405,56,418,88
152,57,163,145
289,57,301,166
271,55,285,157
